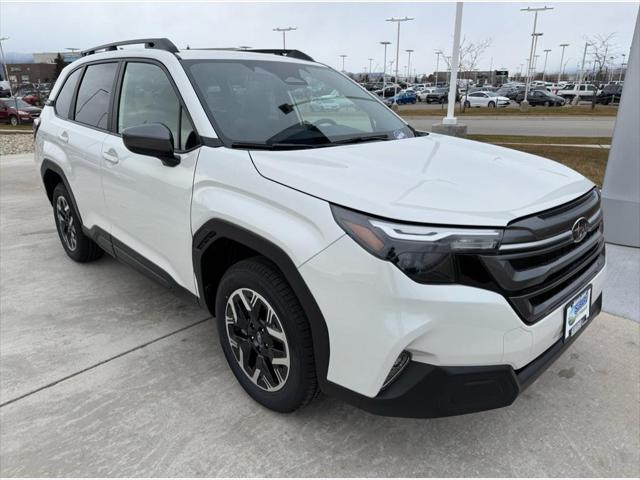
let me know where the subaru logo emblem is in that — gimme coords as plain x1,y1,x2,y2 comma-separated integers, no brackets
571,217,589,243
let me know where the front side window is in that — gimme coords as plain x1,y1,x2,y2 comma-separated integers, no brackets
55,68,82,119
75,63,118,129
118,62,197,151
185,59,414,147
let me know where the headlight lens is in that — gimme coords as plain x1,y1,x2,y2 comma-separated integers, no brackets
331,205,503,284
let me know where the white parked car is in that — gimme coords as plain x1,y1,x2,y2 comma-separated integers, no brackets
417,87,436,102
463,91,511,108
35,38,606,418
557,83,598,101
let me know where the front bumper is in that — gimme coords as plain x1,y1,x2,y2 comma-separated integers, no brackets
324,294,601,418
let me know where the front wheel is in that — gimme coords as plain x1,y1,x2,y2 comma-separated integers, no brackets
216,258,318,413
488,101,496,108
544,101,551,107
9,116,18,126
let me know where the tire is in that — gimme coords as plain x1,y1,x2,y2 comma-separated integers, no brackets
488,101,496,108
52,183,103,263
216,257,318,413
544,101,551,107
463,101,470,108
9,115,18,126
440,97,446,104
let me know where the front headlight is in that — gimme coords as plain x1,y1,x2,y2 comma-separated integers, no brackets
331,205,503,284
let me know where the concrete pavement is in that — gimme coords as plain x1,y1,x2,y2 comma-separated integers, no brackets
405,116,616,137
1,153,639,477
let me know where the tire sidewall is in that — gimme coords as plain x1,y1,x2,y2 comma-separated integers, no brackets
215,261,311,412
53,183,82,260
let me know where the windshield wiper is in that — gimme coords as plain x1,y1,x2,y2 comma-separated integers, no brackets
330,134,391,145
230,142,320,150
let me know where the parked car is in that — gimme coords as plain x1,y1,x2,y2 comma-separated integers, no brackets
595,84,623,104
36,38,606,418
0,98,42,125
499,85,525,100
20,93,42,106
515,89,566,106
463,91,510,108
424,87,453,104
384,90,417,105
417,87,436,102
374,85,399,98
557,83,598,101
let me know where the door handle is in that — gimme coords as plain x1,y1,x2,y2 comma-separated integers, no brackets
58,131,69,143
102,149,119,165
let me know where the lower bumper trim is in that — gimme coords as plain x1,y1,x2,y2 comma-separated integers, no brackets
325,293,602,418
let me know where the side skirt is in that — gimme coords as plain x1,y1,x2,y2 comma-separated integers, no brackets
83,225,200,305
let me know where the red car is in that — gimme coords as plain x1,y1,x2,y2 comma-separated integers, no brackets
0,98,42,126
21,93,42,106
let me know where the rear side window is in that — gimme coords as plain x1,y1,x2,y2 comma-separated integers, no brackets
118,62,197,151
54,68,82,119
75,63,118,129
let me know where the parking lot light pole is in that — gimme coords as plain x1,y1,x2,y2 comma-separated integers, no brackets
435,50,443,86
386,16,414,105
273,26,297,49
0,36,18,124
380,41,391,91
443,2,463,125
558,43,569,82
406,49,414,83
619,53,626,81
521,6,553,109
542,48,551,81
340,54,348,72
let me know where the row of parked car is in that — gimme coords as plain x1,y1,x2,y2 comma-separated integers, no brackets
374,79,624,109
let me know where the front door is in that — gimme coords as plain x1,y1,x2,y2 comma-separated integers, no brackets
101,61,201,293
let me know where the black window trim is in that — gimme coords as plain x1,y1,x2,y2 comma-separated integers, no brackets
50,57,202,153
113,57,202,154
52,59,120,135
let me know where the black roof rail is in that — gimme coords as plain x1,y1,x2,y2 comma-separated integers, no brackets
246,49,314,62
81,38,179,57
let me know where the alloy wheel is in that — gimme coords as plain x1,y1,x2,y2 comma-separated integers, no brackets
56,195,77,251
225,288,290,392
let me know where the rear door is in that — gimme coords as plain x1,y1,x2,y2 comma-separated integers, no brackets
58,62,118,231
101,60,201,293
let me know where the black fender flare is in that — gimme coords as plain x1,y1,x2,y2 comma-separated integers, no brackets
192,218,331,387
40,159,84,225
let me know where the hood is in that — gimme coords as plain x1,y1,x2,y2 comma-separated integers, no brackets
250,134,594,226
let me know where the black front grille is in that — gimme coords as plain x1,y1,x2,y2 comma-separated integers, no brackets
458,188,605,324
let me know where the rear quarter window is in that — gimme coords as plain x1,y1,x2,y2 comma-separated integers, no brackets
54,68,82,119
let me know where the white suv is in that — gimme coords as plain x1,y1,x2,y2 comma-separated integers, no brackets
35,39,606,418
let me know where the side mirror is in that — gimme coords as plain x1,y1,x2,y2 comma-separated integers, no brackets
122,123,180,167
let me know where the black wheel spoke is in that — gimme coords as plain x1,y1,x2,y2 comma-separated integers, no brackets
225,288,290,392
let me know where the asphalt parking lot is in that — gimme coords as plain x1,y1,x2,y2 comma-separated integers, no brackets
1,152,639,477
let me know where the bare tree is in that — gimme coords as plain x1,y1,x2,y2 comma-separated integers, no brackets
439,37,493,81
439,37,492,111
586,33,619,82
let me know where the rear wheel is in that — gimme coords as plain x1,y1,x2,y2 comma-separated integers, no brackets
216,258,318,413
52,183,103,262
9,115,18,126
463,101,471,108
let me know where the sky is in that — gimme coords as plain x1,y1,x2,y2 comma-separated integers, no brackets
1,1,638,76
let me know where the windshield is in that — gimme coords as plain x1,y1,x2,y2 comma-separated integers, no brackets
3,99,31,109
185,59,414,148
